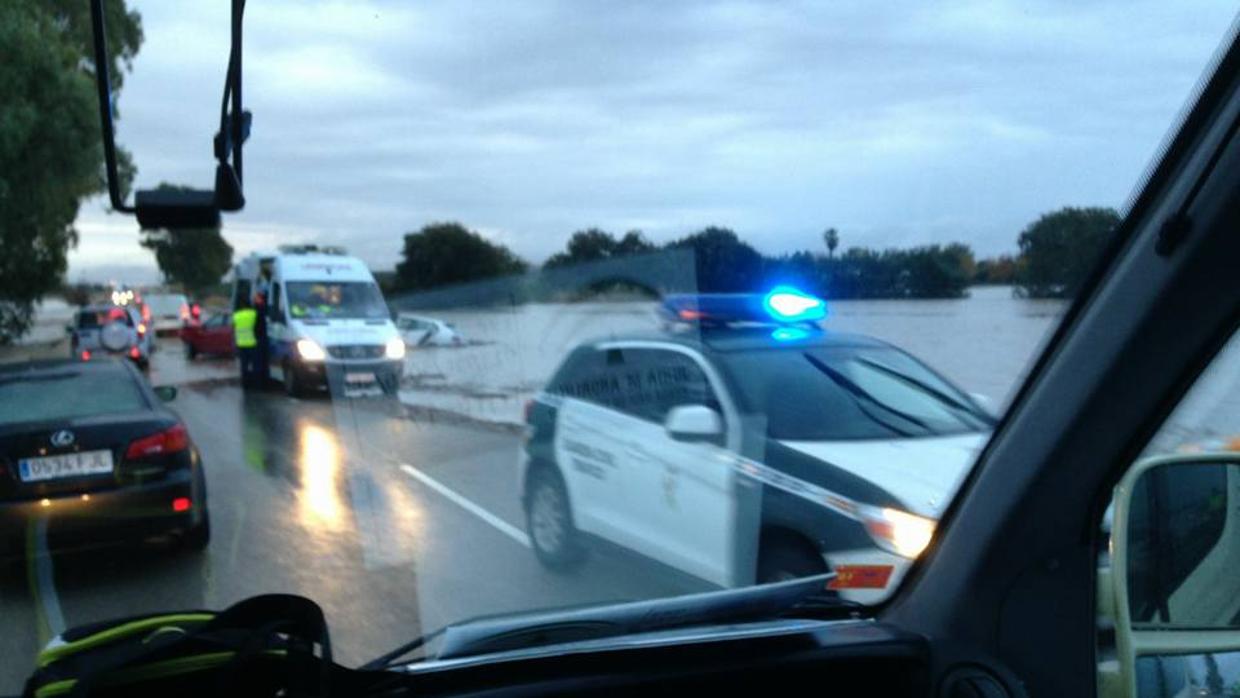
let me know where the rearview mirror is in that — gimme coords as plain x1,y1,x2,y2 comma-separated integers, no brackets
153,386,178,402
1109,453,1240,697
664,405,723,444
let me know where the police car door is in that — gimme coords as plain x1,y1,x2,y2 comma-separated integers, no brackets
552,348,639,547
612,346,739,588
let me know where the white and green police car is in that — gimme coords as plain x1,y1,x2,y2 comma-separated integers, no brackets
518,289,995,602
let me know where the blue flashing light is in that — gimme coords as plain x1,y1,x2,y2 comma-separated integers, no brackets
762,286,827,322
771,327,810,342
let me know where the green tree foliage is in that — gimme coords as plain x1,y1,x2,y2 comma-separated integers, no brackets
667,226,763,292
396,222,528,291
544,228,655,268
1015,206,1119,299
139,184,234,295
974,254,1019,285
0,0,142,342
823,227,839,258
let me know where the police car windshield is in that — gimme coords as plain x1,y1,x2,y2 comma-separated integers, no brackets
287,282,388,320
723,346,987,440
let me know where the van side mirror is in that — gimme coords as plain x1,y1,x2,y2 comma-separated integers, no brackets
664,405,723,444
153,386,178,402
1109,453,1240,697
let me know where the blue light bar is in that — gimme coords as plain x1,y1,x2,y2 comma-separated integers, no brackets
660,287,827,327
762,286,827,322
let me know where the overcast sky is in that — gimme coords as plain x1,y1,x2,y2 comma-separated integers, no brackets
69,1,1237,283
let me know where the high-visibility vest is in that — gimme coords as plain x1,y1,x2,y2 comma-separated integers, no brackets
232,308,258,348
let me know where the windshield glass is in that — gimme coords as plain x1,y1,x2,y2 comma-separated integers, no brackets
724,346,989,440
287,282,389,320
0,368,147,424
0,0,1234,686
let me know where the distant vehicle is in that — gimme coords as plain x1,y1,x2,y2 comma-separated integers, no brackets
233,245,405,396
0,360,209,554
144,293,191,336
69,305,150,369
181,311,236,359
397,313,464,347
520,291,994,601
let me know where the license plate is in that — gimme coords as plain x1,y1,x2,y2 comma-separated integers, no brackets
345,372,375,384
19,450,114,483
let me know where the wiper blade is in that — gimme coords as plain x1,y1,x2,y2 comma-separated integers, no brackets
367,573,840,669
855,357,993,426
802,353,926,436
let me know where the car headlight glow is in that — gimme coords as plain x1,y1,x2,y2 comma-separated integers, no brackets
861,507,936,559
296,339,327,361
381,337,406,359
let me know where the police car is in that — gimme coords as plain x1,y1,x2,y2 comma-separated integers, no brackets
518,289,994,601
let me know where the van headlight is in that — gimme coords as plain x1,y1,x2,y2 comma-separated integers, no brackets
296,339,327,361
385,337,406,360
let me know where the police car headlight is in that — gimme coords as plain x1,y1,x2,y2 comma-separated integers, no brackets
296,339,327,361
385,337,406,360
861,507,935,559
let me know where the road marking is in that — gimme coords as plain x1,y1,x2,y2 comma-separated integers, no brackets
27,517,66,641
399,463,531,548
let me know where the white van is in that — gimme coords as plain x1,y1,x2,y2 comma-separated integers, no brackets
233,246,405,396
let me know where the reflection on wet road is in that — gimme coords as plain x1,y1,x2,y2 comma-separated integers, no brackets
0,341,695,690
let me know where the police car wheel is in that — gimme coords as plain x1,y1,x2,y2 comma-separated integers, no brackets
757,537,828,584
283,361,303,397
526,469,584,570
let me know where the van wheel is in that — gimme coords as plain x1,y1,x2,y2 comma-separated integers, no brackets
283,361,304,397
525,468,585,570
757,535,828,584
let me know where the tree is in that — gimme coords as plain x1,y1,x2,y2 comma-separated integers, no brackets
544,228,655,268
1014,206,1119,299
0,0,143,343
666,226,763,292
974,254,1019,285
823,227,839,258
139,184,234,295
395,222,528,291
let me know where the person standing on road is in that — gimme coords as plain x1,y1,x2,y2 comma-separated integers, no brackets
233,298,259,389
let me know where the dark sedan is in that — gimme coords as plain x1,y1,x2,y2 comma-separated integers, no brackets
0,359,209,554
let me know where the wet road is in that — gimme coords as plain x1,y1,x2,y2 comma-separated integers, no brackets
0,339,695,690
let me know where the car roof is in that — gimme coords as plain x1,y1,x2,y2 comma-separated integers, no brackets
587,326,892,355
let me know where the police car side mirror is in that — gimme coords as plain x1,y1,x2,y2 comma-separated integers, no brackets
665,405,723,444
1108,453,1240,698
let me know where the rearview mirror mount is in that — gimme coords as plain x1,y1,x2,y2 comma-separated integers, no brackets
90,0,249,229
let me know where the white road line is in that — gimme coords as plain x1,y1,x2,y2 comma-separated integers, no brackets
33,517,66,637
399,463,531,548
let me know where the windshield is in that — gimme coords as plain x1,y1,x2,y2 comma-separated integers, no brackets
0,368,147,424
724,346,989,440
0,0,1234,686
287,282,389,320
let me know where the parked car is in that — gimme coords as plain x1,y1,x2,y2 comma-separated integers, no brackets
181,311,236,359
397,313,464,347
68,305,150,369
0,359,210,554
144,293,191,336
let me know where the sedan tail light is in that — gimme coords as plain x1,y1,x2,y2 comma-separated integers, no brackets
125,424,189,460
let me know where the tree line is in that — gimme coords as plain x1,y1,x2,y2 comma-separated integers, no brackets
390,206,1120,302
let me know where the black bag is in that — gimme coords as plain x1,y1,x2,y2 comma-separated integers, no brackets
23,594,336,698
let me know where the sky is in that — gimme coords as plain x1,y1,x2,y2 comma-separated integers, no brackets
69,0,1238,283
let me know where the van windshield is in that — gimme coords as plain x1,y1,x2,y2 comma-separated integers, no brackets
287,282,389,320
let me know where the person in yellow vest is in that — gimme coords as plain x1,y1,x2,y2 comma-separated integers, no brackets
233,298,259,389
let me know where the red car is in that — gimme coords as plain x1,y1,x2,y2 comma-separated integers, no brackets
181,311,235,359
